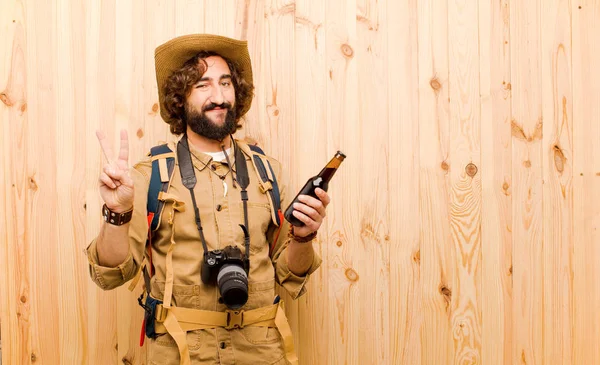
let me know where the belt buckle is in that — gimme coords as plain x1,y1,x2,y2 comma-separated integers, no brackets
155,304,167,322
225,309,244,330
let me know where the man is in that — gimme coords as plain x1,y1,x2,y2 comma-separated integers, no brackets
87,34,329,365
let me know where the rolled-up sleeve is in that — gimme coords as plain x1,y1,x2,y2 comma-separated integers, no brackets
272,243,322,299
86,239,137,290
267,159,322,299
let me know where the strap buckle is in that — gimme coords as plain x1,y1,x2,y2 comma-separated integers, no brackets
258,180,273,193
225,309,245,329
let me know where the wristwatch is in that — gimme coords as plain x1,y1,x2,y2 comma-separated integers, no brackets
102,204,133,226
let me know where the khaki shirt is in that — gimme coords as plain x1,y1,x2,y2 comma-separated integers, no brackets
86,138,322,365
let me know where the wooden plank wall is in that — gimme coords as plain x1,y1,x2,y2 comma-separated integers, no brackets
1,0,599,364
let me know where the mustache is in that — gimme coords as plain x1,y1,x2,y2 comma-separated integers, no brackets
203,102,233,112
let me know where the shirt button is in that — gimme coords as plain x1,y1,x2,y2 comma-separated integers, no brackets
211,165,217,171
216,204,222,211
220,342,226,349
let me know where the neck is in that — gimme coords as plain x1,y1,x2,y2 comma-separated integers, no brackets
185,127,232,152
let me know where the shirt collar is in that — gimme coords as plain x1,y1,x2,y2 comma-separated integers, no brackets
175,135,252,172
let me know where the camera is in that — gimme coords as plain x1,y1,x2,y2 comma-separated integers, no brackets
201,245,250,309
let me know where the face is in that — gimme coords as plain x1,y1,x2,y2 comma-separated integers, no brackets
185,56,237,141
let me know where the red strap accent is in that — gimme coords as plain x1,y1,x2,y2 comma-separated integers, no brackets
270,209,284,257
147,212,154,227
140,318,146,347
146,213,155,276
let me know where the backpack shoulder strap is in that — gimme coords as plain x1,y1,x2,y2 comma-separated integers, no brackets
127,143,176,294
147,144,176,231
247,144,283,227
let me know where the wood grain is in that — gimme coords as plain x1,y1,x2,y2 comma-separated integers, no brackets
25,0,62,362
447,0,483,362
417,0,454,363
572,2,600,364
479,0,513,364
1,1,30,364
114,1,148,364
541,0,574,364
510,0,544,363
54,0,88,362
85,0,120,363
324,0,361,363
355,0,390,363
387,0,422,364
262,0,301,349
1,1,599,364
293,0,328,363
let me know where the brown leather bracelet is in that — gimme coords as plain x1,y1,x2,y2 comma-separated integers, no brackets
102,204,133,226
288,227,317,243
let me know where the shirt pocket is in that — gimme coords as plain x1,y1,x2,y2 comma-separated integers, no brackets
149,329,217,363
235,279,282,353
231,327,287,364
240,201,273,254
237,326,282,345
152,282,203,350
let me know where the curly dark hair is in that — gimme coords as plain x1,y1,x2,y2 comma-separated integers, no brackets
162,51,254,135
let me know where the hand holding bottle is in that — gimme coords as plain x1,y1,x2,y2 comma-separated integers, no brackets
284,151,345,236
288,188,331,238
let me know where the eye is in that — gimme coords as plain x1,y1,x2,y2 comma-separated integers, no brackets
195,83,209,89
221,81,232,87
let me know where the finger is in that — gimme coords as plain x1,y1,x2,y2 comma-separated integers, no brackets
293,202,322,223
314,188,331,207
99,172,117,189
117,129,129,167
119,169,134,188
292,210,319,231
105,165,133,190
96,130,116,167
297,194,326,216
103,164,126,183
103,163,118,177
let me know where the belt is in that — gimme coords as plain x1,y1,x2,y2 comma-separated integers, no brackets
154,302,278,332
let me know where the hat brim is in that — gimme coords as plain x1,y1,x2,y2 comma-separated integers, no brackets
155,34,253,123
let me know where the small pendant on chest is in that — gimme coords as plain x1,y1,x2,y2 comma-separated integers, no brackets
222,179,228,197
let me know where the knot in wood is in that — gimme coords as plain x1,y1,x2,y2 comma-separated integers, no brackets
345,268,359,282
465,163,478,177
0,92,13,106
341,43,354,58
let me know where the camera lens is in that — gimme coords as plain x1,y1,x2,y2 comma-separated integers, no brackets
217,264,249,309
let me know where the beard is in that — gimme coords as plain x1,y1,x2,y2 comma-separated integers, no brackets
185,101,238,141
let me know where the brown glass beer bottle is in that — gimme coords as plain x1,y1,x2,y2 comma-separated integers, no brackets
284,151,346,227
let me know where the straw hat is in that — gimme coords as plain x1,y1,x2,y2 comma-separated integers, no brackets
154,34,253,123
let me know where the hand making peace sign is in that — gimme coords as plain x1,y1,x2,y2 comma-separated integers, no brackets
96,129,134,213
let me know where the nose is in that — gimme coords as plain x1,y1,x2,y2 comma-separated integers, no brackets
210,84,225,105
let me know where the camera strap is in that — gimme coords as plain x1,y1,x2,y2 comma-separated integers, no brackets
177,135,251,260
233,140,251,261
177,136,210,254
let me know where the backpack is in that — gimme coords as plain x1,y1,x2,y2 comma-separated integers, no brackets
134,141,285,346
146,141,284,258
